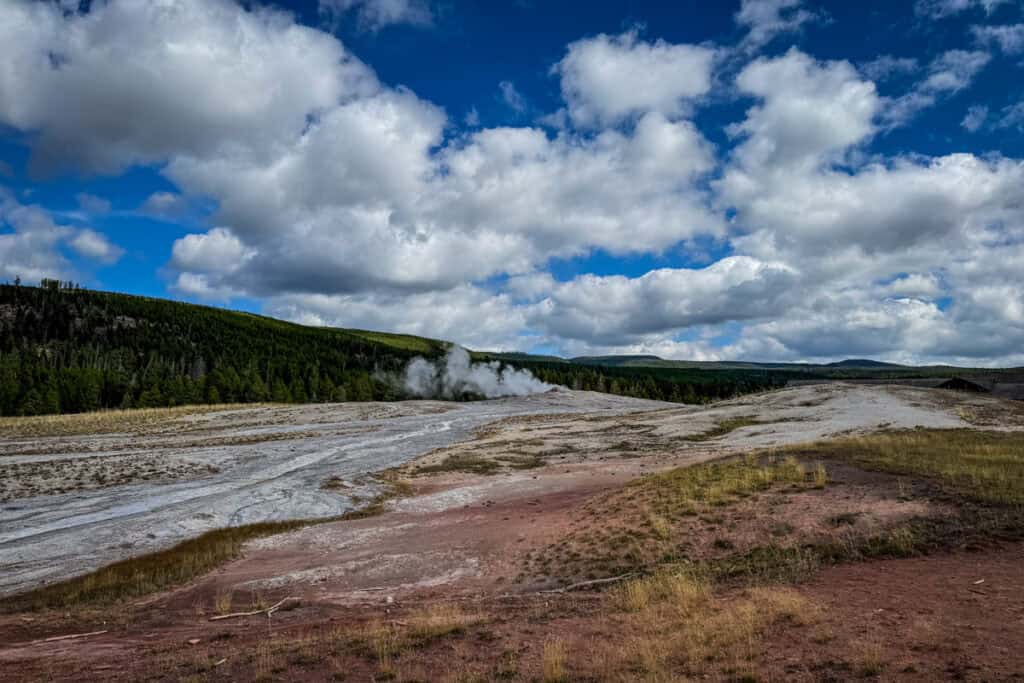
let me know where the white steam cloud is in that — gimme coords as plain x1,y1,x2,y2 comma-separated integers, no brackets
403,346,555,399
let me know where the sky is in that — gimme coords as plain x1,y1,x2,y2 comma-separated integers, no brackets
1,0,1023,365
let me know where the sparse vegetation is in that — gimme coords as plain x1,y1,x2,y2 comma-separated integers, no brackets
1,519,311,612
541,638,568,683
682,416,763,441
0,403,268,439
601,568,817,679
523,454,827,583
352,603,485,675
214,589,234,615
524,429,1024,591
1,480,411,612
786,429,1024,505
12,422,1024,681
416,454,502,475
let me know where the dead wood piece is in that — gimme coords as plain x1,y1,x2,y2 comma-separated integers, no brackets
37,629,109,644
209,596,299,621
539,572,639,594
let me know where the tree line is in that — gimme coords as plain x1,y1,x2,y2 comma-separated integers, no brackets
501,360,793,404
0,283,421,416
0,283,794,417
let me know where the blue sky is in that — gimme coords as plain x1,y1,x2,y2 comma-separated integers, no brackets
1,0,1023,364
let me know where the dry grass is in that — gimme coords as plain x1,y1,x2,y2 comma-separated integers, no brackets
352,603,485,677
523,430,1024,591
522,454,826,584
1,519,310,612
812,461,828,487
852,638,887,677
214,589,234,615
406,603,484,642
610,568,710,613
785,429,1024,505
0,403,277,439
599,569,817,680
542,638,568,683
639,454,810,510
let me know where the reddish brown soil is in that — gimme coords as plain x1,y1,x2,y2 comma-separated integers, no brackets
2,454,1023,682
764,544,1024,681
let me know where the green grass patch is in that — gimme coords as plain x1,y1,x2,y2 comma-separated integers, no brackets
342,329,447,355
682,417,763,442
496,454,546,469
637,454,811,513
784,429,1024,505
416,454,502,475
705,505,1024,586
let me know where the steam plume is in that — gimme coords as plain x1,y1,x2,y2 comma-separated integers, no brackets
403,346,554,399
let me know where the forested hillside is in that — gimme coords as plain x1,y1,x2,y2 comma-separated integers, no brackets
0,283,793,416
0,282,441,416
490,358,793,404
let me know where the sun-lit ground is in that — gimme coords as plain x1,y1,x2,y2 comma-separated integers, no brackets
2,385,1023,681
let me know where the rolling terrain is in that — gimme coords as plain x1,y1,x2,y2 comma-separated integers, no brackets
1,383,1023,681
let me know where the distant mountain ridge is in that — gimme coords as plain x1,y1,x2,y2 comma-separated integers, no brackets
551,354,923,372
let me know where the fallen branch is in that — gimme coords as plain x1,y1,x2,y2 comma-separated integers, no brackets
35,630,108,644
209,597,299,621
539,572,639,594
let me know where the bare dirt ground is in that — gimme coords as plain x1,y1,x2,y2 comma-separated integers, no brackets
1,383,1022,682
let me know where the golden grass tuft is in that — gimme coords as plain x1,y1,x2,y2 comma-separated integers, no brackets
813,461,828,488
611,569,710,614
542,638,568,683
213,588,234,615
406,603,483,642
608,574,817,679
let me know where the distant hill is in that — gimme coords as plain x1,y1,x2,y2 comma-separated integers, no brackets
571,354,663,366
0,283,453,416
825,359,905,369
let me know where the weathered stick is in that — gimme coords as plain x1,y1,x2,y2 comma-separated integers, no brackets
539,572,639,594
209,597,298,621
37,629,108,644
